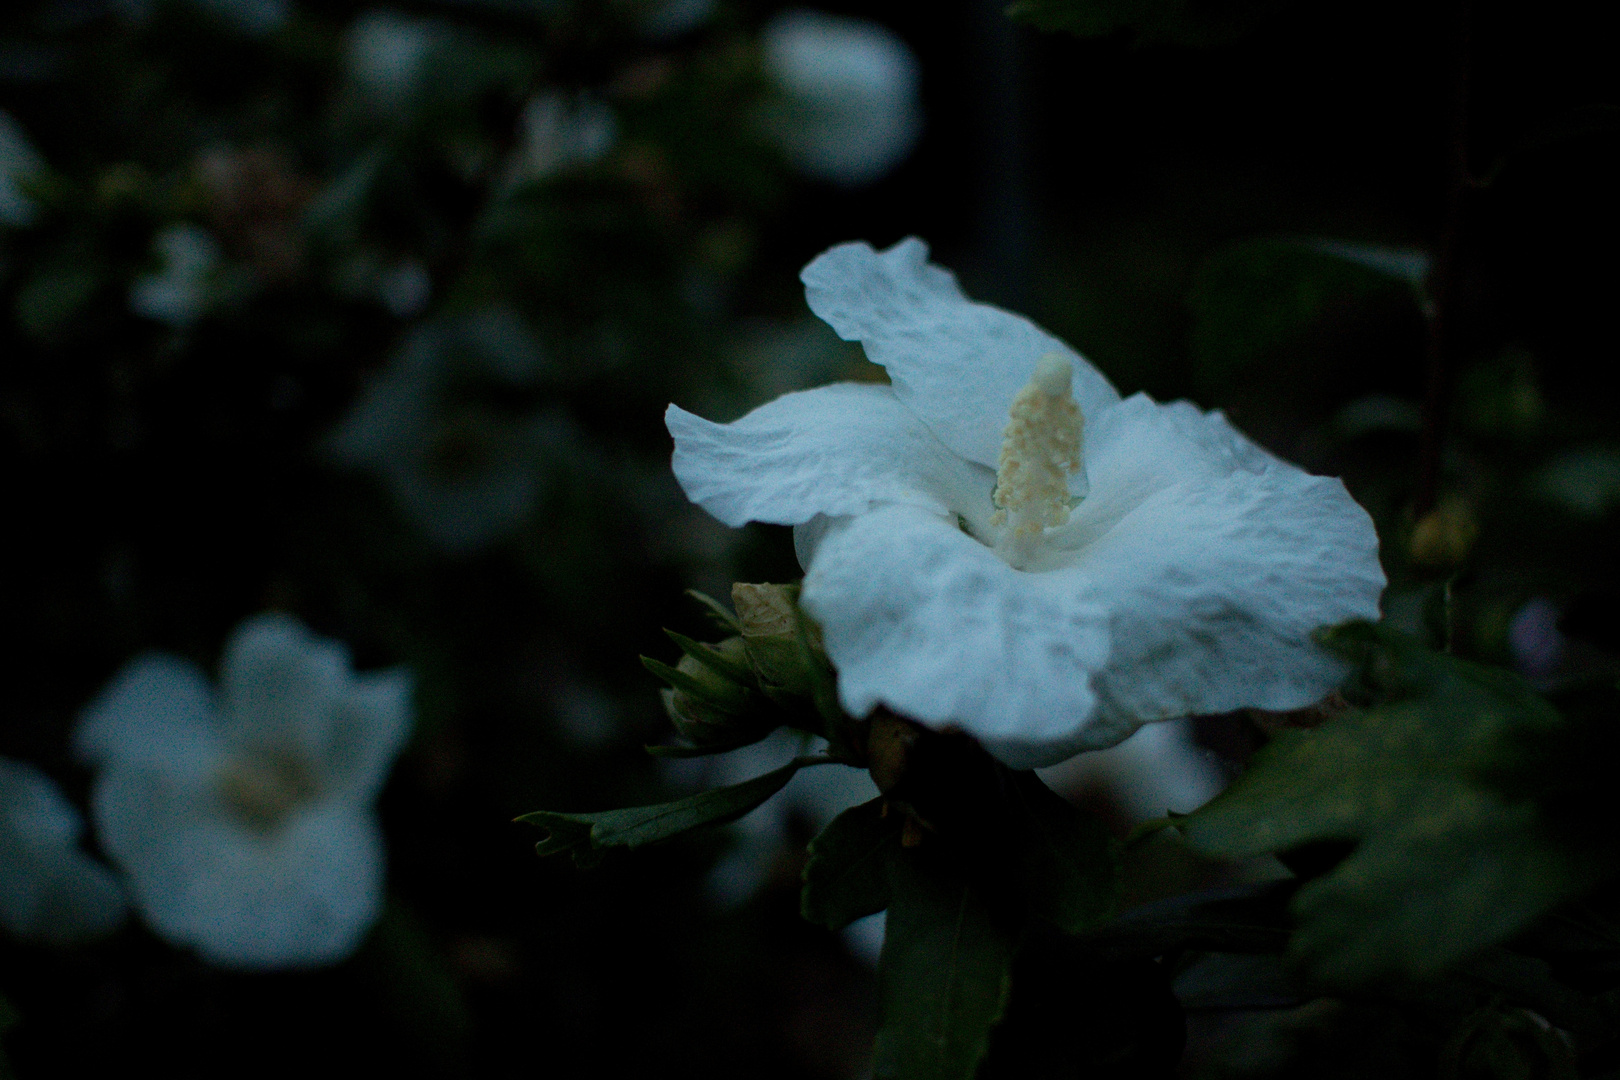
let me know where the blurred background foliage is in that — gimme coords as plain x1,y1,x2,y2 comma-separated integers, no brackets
1,0,1618,1076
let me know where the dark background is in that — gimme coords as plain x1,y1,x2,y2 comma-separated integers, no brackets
2,0,1618,1076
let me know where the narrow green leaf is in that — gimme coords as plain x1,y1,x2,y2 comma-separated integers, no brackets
686,588,742,634
663,628,755,684
802,797,902,930
639,655,749,712
519,757,826,863
873,846,1016,1080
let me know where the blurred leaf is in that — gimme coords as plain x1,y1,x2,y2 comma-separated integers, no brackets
802,796,901,931
1180,622,1614,986
1188,237,1427,384
519,756,824,864
873,845,1016,1080
1003,770,1118,935
15,264,101,340
1007,0,1287,47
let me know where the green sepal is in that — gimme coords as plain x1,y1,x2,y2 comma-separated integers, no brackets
801,797,902,930
662,628,755,684
519,756,827,866
643,731,773,759
686,588,742,635
873,845,1016,1080
640,655,750,712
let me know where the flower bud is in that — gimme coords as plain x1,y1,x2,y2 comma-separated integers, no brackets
655,637,764,746
731,582,827,694
1409,496,1479,573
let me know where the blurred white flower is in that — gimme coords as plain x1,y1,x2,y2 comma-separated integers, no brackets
505,92,618,188
348,11,437,114
191,0,289,35
759,10,922,187
1036,719,1225,823
668,238,1386,769
129,224,222,327
77,614,412,969
0,110,46,228
1534,447,1620,518
637,0,715,40
0,758,127,944
374,259,432,317
327,308,569,551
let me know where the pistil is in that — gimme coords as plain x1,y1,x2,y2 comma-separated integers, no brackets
991,352,1085,567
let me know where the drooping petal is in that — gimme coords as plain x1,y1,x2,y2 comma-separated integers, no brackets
799,504,1120,769
800,238,1120,469
667,381,995,530
1059,394,1386,724
0,758,127,944
91,763,383,969
76,654,224,773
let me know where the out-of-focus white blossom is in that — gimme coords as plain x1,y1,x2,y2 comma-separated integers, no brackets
759,10,922,187
348,11,438,114
1037,719,1225,823
637,0,715,40
0,758,127,944
77,614,412,969
129,224,222,327
505,93,618,188
1509,597,1566,682
668,238,1386,769
327,308,569,551
0,110,46,228
191,0,289,35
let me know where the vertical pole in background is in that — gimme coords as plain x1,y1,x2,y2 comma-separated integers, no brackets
966,0,1034,313
1415,0,1474,519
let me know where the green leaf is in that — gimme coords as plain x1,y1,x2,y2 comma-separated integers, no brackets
802,797,902,931
1188,237,1427,385
1180,622,1611,986
874,846,1017,1080
519,756,826,864
1002,771,1117,935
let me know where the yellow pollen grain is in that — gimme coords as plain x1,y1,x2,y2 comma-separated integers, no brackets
991,352,1084,537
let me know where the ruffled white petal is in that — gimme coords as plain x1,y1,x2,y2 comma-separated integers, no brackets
800,238,1120,469
0,758,127,943
91,761,383,969
76,654,223,773
667,381,995,530
800,504,1118,769
1056,394,1386,723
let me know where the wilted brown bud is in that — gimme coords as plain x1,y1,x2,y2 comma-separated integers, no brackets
1409,496,1479,573
865,711,922,795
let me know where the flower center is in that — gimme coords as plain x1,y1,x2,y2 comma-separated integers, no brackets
216,751,320,833
990,352,1085,566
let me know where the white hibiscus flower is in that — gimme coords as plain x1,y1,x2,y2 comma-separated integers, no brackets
666,238,1385,769
0,757,126,944
76,614,412,969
